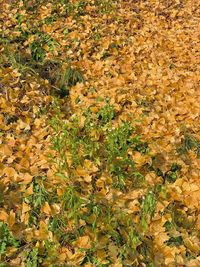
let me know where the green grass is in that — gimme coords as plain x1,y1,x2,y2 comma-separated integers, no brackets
46,100,162,265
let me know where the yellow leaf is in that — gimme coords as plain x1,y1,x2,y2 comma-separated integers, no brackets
22,202,31,214
36,220,49,240
41,202,51,215
69,251,86,264
23,173,33,184
26,184,33,196
8,210,15,227
84,160,98,173
74,235,91,249
57,188,64,196
84,264,94,267
3,167,16,177
0,210,8,222
184,237,200,254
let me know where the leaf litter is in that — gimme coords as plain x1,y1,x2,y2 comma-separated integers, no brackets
0,0,200,266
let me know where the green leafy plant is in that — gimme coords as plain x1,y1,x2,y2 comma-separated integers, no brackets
30,34,58,62
166,236,183,247
177,133,200,157
141,191,157,231
105,123,136,188
95,0,116,14
97,104,115,125
30,40,46,61
24,176,53,225
62,186,85,222
65,0,87,17
164,163,181,183
0,222,19,257
24,248,40,267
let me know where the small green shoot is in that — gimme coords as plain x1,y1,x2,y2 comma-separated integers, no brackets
141,191,157,231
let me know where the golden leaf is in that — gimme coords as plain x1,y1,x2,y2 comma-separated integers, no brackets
0,210,8,222
41,202,51,215
8,210,15,227
74,235,91,249
22,202,31,214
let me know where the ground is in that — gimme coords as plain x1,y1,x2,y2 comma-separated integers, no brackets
0,0,200,266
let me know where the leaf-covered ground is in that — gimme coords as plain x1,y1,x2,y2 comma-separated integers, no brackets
0,0,200,266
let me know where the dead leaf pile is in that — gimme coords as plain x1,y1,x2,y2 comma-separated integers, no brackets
0,0,199,266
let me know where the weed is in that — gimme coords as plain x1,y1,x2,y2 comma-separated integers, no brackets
0,222,19,257
25,177,49,209
65,1,87,17
134,141,149,154
60,66,84,87
141,191,157,231
49,115,71,169
131,171,145,188
48,103,159,264
105,122,136,188
62,186,84,222
149,156,181,184
24,248,40,267
53,66,84,97
166,236,183,247
15,13,24,26
164,163,181,183
177,133,200,157
105,123,133,161
24,242,58,267
97,104,115,125
24,176,53,225
30,34,58,62
43,14,57,25
95,0,116,14
7,52,36,75
169,203,196,230
93,31,101,41
30,40,46,61
128,228,141,250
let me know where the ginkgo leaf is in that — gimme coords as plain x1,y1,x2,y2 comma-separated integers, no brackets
73,235,91,249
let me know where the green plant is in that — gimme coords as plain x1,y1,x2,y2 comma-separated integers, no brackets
15,13,24,26
30,40,46,61
30,34,58,62
43,14,57,25
49,215,68,239
6,52,37,75
48,103,160,264
24,176,52,225
164,163,181,183
128,228,141,250
62,186,84,222
141,191,157,231
65,1,87,17
25,177,49,209
97,104,115,125
0,222,19,257
24,248,40,267
95,0,116,14
61,66,84,87
177,134,200,157
105,123,136,188
54,66,84,97
166,236,183,247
